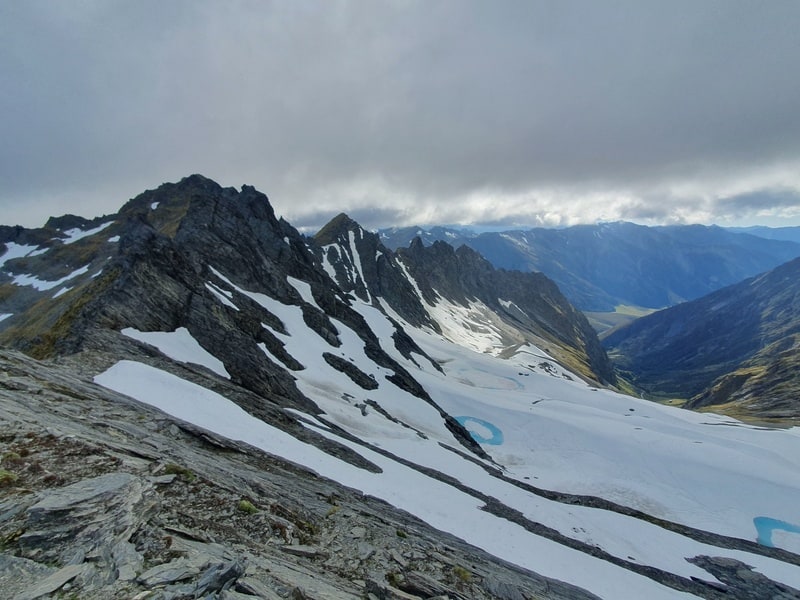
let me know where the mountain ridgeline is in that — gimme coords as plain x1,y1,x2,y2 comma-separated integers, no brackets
315,214,613,384
0,175,612,434
380,223,800,311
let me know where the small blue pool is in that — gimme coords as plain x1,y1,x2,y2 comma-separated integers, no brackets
754,516,800,547
455,416,504,445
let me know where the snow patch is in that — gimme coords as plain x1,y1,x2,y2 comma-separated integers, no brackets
60,221,113,244
320,250,338,282
12,264,91,291
1,243,45,268
348,230,370,301
121,327,230,378
204,282,239,311
93,360,700,600
287,276,320,310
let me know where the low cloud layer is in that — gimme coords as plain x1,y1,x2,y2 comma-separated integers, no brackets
2,1,800,230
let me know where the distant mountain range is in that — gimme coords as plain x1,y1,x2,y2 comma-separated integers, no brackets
604,257,800,421
728,225,800,244
380,223,800,312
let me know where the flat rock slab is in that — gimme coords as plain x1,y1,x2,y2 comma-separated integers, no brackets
280,545,329,559
0,554,56,599
28,471,137,512
20,471,152,564
16,563,87,600
137,555,211,587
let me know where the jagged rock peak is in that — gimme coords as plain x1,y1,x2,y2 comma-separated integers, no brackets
118,174,280,237
44,214,103,232
315,212,368,245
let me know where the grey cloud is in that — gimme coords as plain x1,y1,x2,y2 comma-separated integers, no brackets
716,189,800,214
2,1,800,228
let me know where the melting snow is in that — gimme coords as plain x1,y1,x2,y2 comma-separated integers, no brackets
121,327,230,378
0,243,46,268
12,264,91,291
319,245,339,282
204,282,239,311
60,221,113,244
94,360,700,599
287,276,320,309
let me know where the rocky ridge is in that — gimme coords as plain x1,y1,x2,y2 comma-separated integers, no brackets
0,175,488,458
1,348,600,600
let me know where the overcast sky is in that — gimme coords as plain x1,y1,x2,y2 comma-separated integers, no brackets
2,1,800,231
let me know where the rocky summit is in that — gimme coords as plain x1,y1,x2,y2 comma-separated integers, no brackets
2,175,800,599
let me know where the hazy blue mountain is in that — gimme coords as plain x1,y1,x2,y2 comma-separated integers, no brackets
727,225,800,244
380,223,800,311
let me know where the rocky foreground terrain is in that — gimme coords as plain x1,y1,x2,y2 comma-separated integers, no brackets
3,353,799,600
0,349,600,600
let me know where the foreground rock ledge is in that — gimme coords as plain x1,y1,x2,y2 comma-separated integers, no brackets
0,349,598,600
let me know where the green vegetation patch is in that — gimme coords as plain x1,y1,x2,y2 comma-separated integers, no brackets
0,469,19,487
453,565,472,583
162,463,196,482
11,267,119,358
150,202,191,238
237,499,258,514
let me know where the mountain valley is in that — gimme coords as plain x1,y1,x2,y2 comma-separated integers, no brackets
604,257,800,422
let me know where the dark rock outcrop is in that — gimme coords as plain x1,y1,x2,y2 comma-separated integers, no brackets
0,175,489,458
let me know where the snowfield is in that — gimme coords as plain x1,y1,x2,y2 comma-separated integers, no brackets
95,270,800,599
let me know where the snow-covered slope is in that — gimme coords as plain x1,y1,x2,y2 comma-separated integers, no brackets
96,267,800,599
